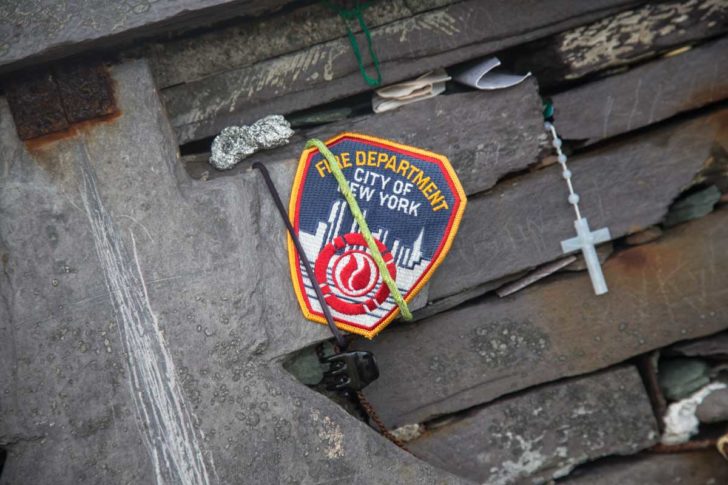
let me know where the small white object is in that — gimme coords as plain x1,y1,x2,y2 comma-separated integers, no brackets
372,69,451,113
452,57,531,90
661,382,727,445
546,121,611,295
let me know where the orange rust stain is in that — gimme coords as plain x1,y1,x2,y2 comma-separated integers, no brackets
608,238,685,280
23,107,122,184
611,247,649,269
24,109,122,154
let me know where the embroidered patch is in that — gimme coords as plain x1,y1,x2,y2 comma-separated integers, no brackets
288,133,467,338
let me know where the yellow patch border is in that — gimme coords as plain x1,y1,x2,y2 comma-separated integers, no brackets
287,132,467,339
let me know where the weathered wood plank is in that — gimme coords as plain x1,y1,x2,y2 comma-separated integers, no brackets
220,79,544,196
553,37,728,144
561,451,728,485
408,366,658,484
0,0,294,74
428,110,726,301
162,0,641,143
150,1,450,88
354,208,728,427
508,0,728,90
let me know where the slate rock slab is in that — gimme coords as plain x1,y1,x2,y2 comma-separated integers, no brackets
148,0,425,88
561,450,728,485
162,0,640,142
696,387,728,423
236,79,544,198
510,0,728,90
553,36,728,145
0,0,293,74
354,209,728,428
667,331,728,359
428,110,727,301
408,366,659,484
0,59,462,484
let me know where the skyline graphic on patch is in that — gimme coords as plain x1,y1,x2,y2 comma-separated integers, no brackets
288,133,467,339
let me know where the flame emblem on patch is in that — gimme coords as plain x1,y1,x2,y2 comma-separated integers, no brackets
334,250,379,297
314,233,395,316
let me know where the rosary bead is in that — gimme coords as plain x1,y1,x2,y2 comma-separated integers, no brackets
558,154,567,164
552,138,562,148
562,169,572,179
568,193,580,205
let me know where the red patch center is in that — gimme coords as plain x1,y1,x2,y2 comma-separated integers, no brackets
333,250,379,297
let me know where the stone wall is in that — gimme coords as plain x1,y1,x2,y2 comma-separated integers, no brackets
1,0,727,483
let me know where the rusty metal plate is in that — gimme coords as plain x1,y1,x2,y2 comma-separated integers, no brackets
4,70,68,140
4,61,116,140
56,63,116,123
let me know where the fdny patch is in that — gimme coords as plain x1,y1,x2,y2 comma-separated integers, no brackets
288,133,467,338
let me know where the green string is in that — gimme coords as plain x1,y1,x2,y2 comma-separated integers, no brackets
325,1,382,87
305,138,412,320
542,98,554,120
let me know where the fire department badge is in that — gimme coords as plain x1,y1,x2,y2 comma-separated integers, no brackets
288,133,467,338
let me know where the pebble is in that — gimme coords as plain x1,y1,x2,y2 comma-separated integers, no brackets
658,358,710,401
696,386,728,423
663,185,720,228
390,423,424,442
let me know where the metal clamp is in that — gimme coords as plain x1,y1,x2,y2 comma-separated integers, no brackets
321,351,380,391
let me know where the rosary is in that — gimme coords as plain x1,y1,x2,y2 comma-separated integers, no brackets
544,102,611,295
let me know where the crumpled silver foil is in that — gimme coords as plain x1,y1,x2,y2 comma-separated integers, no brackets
209,114,294,170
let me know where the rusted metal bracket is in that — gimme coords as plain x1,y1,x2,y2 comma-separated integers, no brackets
4,61,116,140
639,351,668,433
